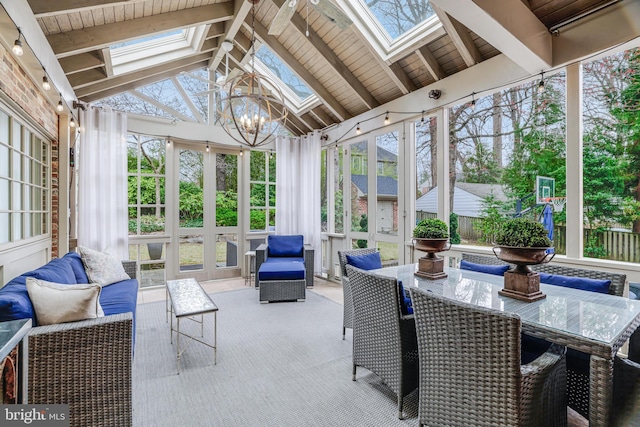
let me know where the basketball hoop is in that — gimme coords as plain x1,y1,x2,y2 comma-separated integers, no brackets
546,197,566,212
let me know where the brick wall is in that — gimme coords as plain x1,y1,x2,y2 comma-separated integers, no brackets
0,45,60,257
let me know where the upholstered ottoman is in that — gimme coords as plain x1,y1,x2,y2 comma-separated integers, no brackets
257,260,306,303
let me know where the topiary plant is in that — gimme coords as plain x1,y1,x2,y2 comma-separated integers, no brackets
495,218,552,247
413,218,449,239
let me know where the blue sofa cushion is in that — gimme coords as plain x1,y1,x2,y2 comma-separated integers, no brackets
398,281,413,315
99,278,139,346
346,252,383,272
268,235,304,258
0,276,35,323
539,273,611,294
460,260,510,276
62,251,90,283
23,258,76,284
258,261,305,281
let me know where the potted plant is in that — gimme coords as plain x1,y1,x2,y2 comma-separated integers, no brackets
139,215,165,260
493,218,554,302
413,218,451,279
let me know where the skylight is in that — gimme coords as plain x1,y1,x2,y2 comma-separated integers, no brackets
363,0,434,40
110,29,183,50
255,46,313,101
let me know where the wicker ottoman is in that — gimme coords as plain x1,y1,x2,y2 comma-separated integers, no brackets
258,261,306,303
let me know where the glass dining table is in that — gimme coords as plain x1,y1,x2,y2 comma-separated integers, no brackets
371,263,640,427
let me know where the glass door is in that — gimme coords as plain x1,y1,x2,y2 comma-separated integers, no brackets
173,144,240,281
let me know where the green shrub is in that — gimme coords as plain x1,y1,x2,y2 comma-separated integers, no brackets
449,213,461,244
133,215,165,234
413,218,449,239
495,218,552,247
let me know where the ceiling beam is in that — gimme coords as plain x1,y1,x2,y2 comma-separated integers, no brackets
79,61,209,103
430,0,551,73
27,0,139,17
59,51,104,75
48,2,234,58
208,0,252,71
251,19,351,121
415,46,446,81
76,52,212,98
309,108,335,128
300,112,322,131
206,22,226,40
68,68,108,88
271,0,380,110
431,4,481,68
389,62,417,93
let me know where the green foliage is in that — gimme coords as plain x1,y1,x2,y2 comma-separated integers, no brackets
474,195,508,244
413,218,449,239
462,143,500,183
495,218,552,247
179,181,203,221
129,215,164,234
356,214,368,248
250,210,266,231
449,213,461,244
216,191,238,226
584,228,608,258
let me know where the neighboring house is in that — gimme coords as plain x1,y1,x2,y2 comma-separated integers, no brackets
416,182,508,218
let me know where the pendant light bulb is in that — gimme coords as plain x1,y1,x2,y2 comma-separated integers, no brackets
56,94,64,112
12,30,23,57
538,80,545,94
384,112,390,125
69,117,76,128
356,123,361,135
239,147,243,157
206,145,210,152
42,75,51,91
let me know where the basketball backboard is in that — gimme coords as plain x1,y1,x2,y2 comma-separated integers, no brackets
536,176,555,205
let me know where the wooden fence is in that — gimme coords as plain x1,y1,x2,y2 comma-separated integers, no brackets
417,211,640,262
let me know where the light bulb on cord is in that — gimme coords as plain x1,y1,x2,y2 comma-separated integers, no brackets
356,123,361,135
239,147,243,157
206,144,210,152
56,94,64,112
42,75,51,91
69,117,76,127
12,30,23,56
384,112,390,125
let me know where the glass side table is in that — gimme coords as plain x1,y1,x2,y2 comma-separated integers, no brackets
0,319,31,403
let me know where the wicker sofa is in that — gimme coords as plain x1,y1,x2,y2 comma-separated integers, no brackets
0,251,138,427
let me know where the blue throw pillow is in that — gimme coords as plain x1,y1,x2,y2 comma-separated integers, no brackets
23,258,76,284
460,260,510,276
539,273,611,294
398,281,413,315
0,276,35,323
346,252,383,271
62,251,90,283
268,235,304,257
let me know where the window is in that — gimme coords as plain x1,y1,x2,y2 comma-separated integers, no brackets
363,0,434,40
249,151,276,230
0,108,49,245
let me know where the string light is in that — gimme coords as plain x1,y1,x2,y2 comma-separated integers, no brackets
384,112,390,125
356,123,361,135
42,73,51,91
239,147,243,156
12,29,23,56
69,117,76,127
206,144,210,152
420,111,425,126
538,72,545,94
166,139,171,147
470,93,476,110
56,93,64,112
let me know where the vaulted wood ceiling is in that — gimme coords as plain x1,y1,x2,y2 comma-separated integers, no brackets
25,0,628,135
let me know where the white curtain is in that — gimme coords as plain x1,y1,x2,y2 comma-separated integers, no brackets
77,106,129,259
275,131,322,273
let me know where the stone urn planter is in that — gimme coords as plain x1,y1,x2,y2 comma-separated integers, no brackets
493,218,554,302
413,218,451,280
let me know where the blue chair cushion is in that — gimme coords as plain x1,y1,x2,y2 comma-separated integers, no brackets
346,252,383,271
398,281,413,315
62,251,90,283
539,273,611,294
460,260,510,276
23,258,77,284
264,257,304,264
267,235,304,257
99,278,139,347
0,276,34,324
258,260,306,281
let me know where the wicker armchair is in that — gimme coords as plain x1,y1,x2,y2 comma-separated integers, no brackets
612,349,640,426
346,265,419,419
337,248,378,339
409,287,567,427
461,252,510,266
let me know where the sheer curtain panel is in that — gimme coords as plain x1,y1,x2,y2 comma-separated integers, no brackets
77,107,129,259
275,131,322,273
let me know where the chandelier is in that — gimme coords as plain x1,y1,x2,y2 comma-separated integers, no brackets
219,0,288,148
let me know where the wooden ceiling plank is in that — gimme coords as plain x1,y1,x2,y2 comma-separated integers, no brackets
270,0,380,110
49,2,234,57
431,4,481,68
389,62,417,93
102,47,114,76
309,107,334,128
80,60,209,102
28,0,139,17
68,67,109,88
59,51,105,74
300,112,322,131
415,46,446,81
431,0,551,73
251,19,350,121
206,22,226,39
208,0,252,72
76,52,212,97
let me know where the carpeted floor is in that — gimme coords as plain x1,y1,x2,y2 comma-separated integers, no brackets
133,288,418,426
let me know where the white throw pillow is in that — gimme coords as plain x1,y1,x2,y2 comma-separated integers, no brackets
26,278,104,326
78,246,131,286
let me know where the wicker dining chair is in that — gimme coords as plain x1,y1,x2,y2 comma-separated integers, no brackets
346,265,419,419
409,286,567,427
337,248,378,339
612,343,640,426
461,252,510,266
